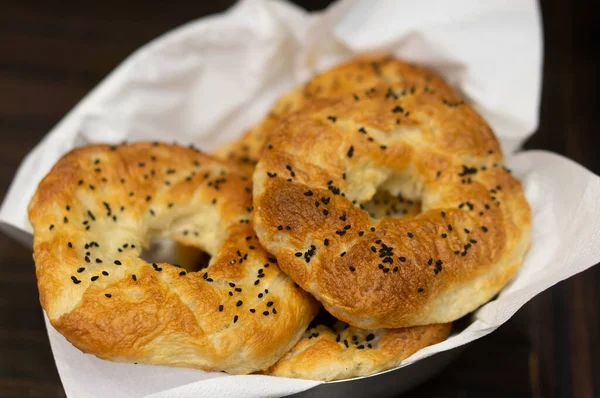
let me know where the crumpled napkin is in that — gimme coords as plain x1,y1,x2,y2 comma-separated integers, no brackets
4,1,597,398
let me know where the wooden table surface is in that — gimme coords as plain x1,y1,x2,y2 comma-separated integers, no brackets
0,1,598,397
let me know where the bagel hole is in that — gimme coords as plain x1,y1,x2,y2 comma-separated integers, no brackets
360,190,421,220
140,239,211,273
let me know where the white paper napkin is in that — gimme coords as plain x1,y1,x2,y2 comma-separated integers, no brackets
4,1,598,398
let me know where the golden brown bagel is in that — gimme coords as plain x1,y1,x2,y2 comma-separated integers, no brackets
214,54,456,169
28,142,319,374
252,80,531,329
266,319,451,381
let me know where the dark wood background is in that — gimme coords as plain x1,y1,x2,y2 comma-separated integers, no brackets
0,1,598,397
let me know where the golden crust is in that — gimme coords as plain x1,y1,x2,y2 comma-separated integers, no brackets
252,75,531,329
266,321,451,381
214,54,456,169
212,121,448,382
28,142,319,374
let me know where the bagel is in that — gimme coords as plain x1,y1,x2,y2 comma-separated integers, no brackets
252,79,531,329
28,142,319,374
215,54,456,169
266,316,451,381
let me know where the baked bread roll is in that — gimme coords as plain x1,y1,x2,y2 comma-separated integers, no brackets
215,54,456,169
252,79,531,329
266,316,451,381
28,142,319,374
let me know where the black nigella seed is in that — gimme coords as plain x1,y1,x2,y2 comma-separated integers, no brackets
233,315,238,323
295,252,302,257
91,276,99,282
267,301,274,307
219,305,224,312
441,233,447,238
71,276,81,284
448,224,453,231
114,260,122,265
102,271,108,276
323,210,329,215
105,293,112,298
327,115,337,122
132,275,137,281
407,232,413,238
399,257,406,262
250,309,256,313
418,288,424,292
347,146,354,158
263,311,269,316
304,190,313,196
236,300,243,307
96,258,102,264
482,225,488,232
349,266,356,272
68,242,73,248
